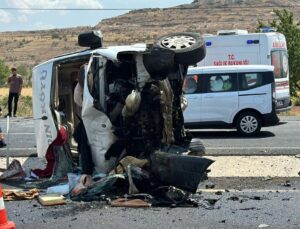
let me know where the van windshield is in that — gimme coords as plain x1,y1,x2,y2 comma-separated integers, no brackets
271,50,289,79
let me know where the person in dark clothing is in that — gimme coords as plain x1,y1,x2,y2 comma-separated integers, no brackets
7,67,23,117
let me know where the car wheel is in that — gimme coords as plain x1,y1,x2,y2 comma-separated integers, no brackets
236,112,262,136
155,32,206,66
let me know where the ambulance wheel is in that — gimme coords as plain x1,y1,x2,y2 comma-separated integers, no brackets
236,111,262,136
155,32,206,66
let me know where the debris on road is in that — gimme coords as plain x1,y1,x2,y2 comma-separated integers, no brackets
258,224,270,228
262,176,273,181
3,188,39,201
205,183,215,189
0,159,25,181
281,180,292,187
227,196,239,201
199,198,220,210
111,198,151,208
239,207,260,211
46,184,69,195
38,194,66,206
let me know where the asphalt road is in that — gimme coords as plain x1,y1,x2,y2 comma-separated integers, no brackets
5,182,300,229
1,116,300,229
0,116,299,156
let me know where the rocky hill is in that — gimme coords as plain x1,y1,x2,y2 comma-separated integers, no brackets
0,0,299,71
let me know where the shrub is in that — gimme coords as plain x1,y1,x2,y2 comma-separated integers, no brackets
294,97,300,106
0,95,32,117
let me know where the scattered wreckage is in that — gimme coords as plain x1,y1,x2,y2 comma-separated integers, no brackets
3,31,213,207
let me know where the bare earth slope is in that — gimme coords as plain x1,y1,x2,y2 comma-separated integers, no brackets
0,0,299,68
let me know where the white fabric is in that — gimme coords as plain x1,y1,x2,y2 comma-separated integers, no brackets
82,106,117,173
0,197,5,210
74,83,83,107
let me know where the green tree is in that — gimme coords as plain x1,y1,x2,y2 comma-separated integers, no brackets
258,9,300,96
17,65,31,86
0,60,10,86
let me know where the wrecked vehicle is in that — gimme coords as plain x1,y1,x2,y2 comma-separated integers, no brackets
31,31,213,205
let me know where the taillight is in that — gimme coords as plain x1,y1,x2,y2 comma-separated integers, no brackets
272,82,276,99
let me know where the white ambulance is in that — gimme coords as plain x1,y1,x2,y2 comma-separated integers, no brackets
198,29,292,112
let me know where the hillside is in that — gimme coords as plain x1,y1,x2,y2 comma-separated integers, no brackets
0,0,299,71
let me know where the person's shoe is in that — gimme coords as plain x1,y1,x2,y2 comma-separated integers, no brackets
4,114,11,118
0,141,6,148
13,115,17,118
71,174,93,196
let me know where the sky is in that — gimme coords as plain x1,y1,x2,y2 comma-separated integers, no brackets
0,0,192,32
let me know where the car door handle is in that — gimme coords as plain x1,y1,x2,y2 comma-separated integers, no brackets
204,95,214,98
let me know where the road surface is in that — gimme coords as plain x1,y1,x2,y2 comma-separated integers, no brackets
0,116,299,156
1,116,300,228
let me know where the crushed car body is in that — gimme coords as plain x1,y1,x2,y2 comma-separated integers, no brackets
30,31,213,205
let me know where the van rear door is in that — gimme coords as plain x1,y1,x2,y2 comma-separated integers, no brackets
183,74,202,123
81,55,117,172
32,62,57,158
238,71,273,114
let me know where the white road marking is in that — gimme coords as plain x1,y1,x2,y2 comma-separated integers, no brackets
207,146,300,149
197,189,300,193
2,133,35,135
0,148,36,150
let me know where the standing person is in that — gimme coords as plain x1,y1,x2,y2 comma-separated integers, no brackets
0,126,6,148
7,67,23,117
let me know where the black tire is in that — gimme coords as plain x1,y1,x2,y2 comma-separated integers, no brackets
236,111,262,136
143,47,175,80
155,32,206,66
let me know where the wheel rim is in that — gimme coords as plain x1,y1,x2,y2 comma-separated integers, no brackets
161,35,196,50
240,115,258,134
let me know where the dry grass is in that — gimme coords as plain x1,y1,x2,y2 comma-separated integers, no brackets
0,88,32,117
284,106,300,116
0,87,32,97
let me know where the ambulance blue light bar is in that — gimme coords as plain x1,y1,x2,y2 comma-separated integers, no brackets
247,40,260,45
206,41,212,46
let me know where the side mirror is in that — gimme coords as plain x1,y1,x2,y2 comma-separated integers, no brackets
78,31,103,49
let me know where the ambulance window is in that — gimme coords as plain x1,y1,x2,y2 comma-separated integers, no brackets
183,75,200,94
271,50,289,79
239,72,263,90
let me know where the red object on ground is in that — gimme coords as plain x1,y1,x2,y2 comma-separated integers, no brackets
0,185,16,229
32,127,68,178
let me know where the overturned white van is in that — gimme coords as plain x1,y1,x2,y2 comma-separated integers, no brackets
31,31,209,178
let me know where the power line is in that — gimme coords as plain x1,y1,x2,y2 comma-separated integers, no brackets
0,7,132,11
0,5,300,11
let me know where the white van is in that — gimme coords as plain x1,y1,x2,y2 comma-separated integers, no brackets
183,65,279,135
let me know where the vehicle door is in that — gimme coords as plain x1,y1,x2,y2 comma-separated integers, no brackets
183,74,203,123
32,62,57,158
201,73,239,123
81,55,117,172
238,72,273,114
